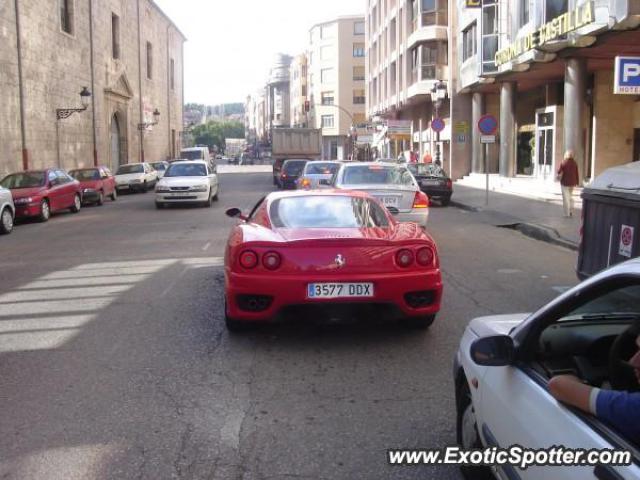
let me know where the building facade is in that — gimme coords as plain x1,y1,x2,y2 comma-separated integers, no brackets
266,53,293,136
366,0,461,169
0,0,185,177
308,16,367,160
290,53,309,128
455,0,640,187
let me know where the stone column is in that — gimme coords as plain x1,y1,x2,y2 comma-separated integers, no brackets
564,57,587,180
499,82,516,177
471,92,484,173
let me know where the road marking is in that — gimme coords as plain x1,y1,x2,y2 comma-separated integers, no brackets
202,242,211,251
161,267,189,297
552,286,572,293
497,268,522,274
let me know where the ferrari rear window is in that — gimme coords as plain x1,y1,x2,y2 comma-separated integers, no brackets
270,195,389,228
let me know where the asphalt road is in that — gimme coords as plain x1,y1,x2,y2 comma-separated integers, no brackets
0,173,579,480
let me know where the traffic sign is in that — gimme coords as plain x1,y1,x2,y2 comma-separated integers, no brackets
431,118,445,133
478,114,498,135
480,135,496,144
619,224,634,258
614,56,640,94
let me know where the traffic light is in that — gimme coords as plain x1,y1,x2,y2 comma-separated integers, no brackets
304,100,310,112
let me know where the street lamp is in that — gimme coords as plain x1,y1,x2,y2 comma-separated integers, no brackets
138,108,161,131
348,124,358,161
431,80,448,165
56,87,92,120
56,87,92,167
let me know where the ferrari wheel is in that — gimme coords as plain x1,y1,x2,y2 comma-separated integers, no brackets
404,314,435,329
456,379,493,479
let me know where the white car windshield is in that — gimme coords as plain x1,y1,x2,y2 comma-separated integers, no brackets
181,151,204,160
164,163,207,177
269,196,389,228
342,165,415,186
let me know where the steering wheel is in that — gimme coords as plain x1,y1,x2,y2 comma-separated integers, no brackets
609,325,640,391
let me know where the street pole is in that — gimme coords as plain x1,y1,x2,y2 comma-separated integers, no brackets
56,119,61,168
485,142,489,206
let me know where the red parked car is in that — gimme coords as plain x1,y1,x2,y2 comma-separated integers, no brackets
0,169,82,222
223,190,443,331
69,166,117,205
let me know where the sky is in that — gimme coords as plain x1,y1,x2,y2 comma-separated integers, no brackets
154,0,366,106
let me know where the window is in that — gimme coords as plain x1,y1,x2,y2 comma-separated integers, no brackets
399,8,403,41
462,22,477,62
353,43,365,57
146,42,153,79
170,58,175,90
422,0,436,25
481,1,499,73
390,18,397,51
320,24,336,39
421,43,437,80
545,0,567,23
354,21,365,35
321,115,335,128
390,62,397,92
321,91,335,105
353,89,366,104
399,54,403,89
353,113,366,125
301,85,307,97
353,66,365,81
111,14,120,59
60,0,73,34
321,68,335,83
321,46,333,60
519,0,530,26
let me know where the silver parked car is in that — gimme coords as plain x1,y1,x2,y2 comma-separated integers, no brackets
332,162,429,227
0,186,15,234
296,161,341,189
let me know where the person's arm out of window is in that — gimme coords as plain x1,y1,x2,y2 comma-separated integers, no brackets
548,374,595,413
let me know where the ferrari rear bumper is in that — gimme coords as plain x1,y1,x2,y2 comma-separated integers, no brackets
225,269,442,322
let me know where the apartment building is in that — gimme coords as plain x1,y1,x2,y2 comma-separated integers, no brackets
455,0,640,189
308,16,367,160
266,54,293,135
290,54,309,128
366,0,465,170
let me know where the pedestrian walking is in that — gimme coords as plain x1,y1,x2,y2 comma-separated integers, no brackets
423,151,433,164
557,149,580,217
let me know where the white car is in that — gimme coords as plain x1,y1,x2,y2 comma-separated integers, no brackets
150,161,170,178
0,186,15,234
115,163,158,193
155,160,219,208
454,259,640,479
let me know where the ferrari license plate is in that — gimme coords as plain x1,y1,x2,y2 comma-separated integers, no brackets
307,283,374,299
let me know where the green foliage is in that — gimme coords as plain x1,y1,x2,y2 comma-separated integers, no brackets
190,120,244,150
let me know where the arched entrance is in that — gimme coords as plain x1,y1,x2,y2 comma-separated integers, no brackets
110,114,122,170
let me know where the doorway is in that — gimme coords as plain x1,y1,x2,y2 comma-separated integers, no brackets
534,107,556,180
633,129,640,162
111,114,122,171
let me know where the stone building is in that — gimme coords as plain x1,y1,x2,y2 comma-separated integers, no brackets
0,0,185,176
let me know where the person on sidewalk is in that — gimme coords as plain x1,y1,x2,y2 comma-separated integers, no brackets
557,150,580,217
423,151,433,164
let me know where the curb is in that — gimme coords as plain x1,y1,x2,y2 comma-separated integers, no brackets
449,199,578,251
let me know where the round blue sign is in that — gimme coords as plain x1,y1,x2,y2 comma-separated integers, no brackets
431,118,445,133
478,114,498,135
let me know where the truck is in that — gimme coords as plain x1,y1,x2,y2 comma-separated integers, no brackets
225,138,247,163
271,128,322,186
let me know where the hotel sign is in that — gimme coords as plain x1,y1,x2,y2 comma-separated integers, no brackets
495,2,594,67
614,57,640,94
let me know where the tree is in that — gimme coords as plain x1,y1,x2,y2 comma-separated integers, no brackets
190,120,244,151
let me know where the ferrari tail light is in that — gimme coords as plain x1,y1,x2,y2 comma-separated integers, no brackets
262,251,282,270
416,247,434,266
396,249,414,267
239,250,259,269
412,191,429,209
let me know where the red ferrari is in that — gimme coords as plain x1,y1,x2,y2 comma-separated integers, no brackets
224,190,443,331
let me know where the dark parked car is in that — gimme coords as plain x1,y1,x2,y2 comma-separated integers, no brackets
0,169,82,222
407,163,452,206
278,159,308,189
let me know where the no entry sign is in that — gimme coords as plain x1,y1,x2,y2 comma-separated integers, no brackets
478,115,498,135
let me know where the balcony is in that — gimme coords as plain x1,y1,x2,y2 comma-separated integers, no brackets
407,65,448,102
407,23,448,50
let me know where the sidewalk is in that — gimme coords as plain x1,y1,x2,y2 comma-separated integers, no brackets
451,175,581,251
